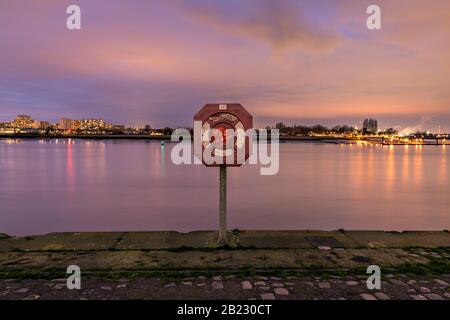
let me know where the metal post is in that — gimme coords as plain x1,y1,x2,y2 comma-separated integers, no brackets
218,165,227,245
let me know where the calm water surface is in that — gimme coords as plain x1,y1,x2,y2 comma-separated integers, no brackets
0,139,449,235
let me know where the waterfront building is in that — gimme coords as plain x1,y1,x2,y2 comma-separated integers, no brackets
33,120,50,130
110,125,125,133
59,118,75,130
363,118,378,134
78,119,108,132
0,122,14,134
12,115,34,129
73,120,81,130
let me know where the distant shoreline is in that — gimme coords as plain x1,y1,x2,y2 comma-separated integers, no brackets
1,134,448,146
0,134,366,143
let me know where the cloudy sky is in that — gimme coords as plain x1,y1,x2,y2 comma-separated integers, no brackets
1,0,449,131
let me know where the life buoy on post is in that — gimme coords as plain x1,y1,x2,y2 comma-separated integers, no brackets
194,103,253,244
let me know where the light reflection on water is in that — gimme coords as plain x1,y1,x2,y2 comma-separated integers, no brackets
0,139,449,236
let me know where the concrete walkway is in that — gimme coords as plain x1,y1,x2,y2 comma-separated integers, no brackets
0,231,449,274
1,230,449,251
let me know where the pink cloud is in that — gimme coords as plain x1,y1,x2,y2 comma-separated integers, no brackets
170,0,341,52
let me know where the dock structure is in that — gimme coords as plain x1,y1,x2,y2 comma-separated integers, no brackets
381,137,449,146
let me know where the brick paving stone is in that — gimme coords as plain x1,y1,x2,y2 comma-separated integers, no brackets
373,292,390,300
345,281,359,286
318,282,331,289
270,277,282,281
407,280,417,285
254,281,266,286
272,283,284,288
15,288,29,293
163,282,176,288
260,293,276,300
424,293,443,300
258,286,271,291
434,279,449,287
389,279,406,286
53,284,66,290
241,281,253,290
212,281,224,290
196,283,206,287
274,288,289,296
330,279,344,284
419,287,431,293
360,294,377,301
212,276,223,281
410,295,427,300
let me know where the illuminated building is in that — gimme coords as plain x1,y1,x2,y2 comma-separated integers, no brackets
59,118,75,130
363,119,378,134
78,119,108,132
34,121,50,130
0,122,14,134
12,115,34,129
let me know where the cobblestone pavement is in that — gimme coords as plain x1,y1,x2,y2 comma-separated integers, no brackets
1,274,449,300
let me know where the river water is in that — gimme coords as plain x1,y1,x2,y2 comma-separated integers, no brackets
0,139,449,236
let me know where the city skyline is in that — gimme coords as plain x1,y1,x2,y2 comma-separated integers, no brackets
1,1,450,131
3,113,448,138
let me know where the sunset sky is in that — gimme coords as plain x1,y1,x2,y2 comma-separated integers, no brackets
1,0,449,131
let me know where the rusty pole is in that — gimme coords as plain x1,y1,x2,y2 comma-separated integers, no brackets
218,165,227,245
